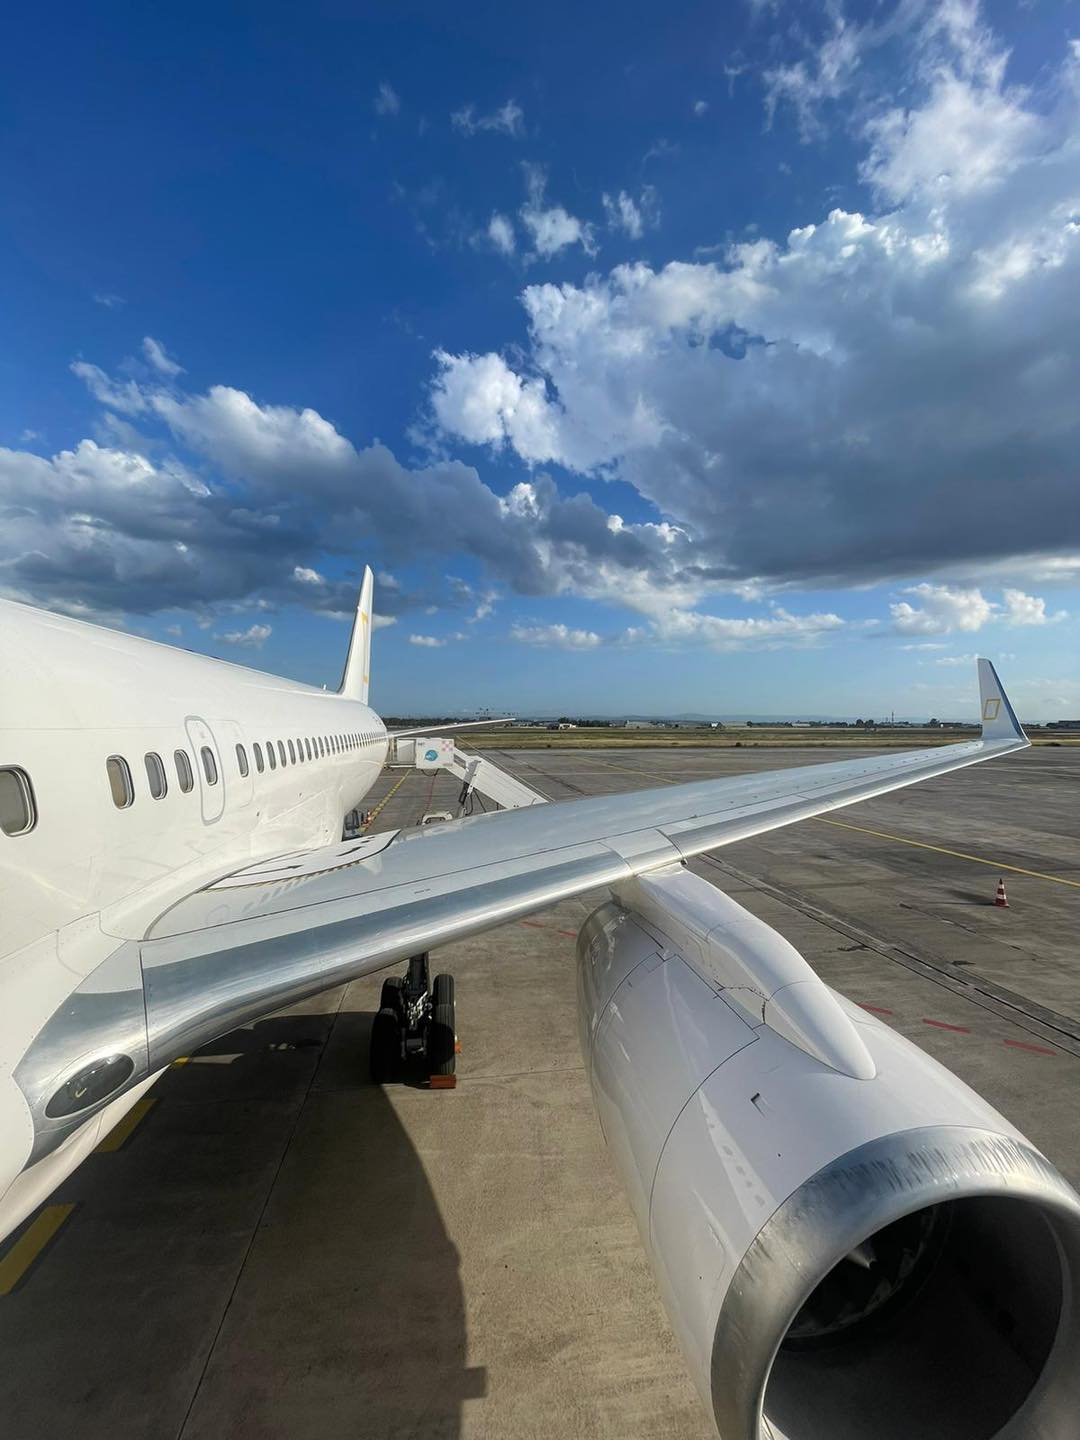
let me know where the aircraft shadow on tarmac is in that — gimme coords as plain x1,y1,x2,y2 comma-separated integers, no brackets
0,1007,482,1440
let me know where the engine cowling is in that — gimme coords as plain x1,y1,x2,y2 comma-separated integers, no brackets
577,865,1080,1440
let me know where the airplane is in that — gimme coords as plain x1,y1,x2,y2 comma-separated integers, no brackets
2,568,1078,1439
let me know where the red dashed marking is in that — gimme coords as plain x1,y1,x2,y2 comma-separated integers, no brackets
520,920,578,939
859,1001,1058,1059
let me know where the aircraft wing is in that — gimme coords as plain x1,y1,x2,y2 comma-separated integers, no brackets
138,660,1026,1066
387,717,513,739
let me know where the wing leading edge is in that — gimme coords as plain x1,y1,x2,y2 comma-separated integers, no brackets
138,660,1026,1066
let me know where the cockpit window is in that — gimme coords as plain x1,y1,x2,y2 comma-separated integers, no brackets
0,767,36,835
106,756,135,809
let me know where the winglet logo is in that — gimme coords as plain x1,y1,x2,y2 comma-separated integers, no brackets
983,699,1001,722
424,749,439,762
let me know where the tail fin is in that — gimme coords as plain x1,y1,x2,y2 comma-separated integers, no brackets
977,657,1027,745
339,566,373,704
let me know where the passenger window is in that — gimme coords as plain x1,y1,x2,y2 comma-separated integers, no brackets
267,740,277,770
200,746,219,785
254,743,264,773
278,741,287,767
0,767,36,836
305,738,312,761
174,750,194,793
107,756,135,809
144,752,168,800
236,743,249,778
287,739,296,764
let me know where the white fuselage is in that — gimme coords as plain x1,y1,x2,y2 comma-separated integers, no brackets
0,597,387,1233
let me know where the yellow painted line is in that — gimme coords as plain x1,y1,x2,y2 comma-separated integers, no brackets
0,1204,75,1294
95,1097,158,1153
814,818,1080,890
172,1056,190,1066
362,769,412,830
581,756,679,785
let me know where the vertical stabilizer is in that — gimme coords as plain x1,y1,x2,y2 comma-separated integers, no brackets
339,566,374,703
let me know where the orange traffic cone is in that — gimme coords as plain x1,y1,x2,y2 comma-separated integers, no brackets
994,877,1009,908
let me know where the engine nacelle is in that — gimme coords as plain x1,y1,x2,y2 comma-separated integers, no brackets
577,865,1080,1440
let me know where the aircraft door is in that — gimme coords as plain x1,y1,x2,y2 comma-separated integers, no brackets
184,716,226,824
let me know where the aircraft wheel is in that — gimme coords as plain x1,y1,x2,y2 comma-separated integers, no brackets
427,1001,456,1077
370,1007,401,1084
432,972,455,1009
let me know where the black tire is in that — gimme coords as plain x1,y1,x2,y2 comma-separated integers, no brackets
370,1007,401,1084
432,973,455,1009
427,1001,456,1077
379,975,404,1014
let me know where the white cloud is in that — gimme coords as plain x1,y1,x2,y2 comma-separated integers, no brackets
890,583,995,634
218,623,271,648
426,25,1080,593
92,291,124,309
374,82,400,116
602,188,659,240
293,565,324,585
520,167,596,259
488,212,516,257
511,623,602,650
69,362,148,415
692,99,709,118
372,613,396,630
934,651,978,667
1002,587,1067,626
764,14,865,139
142,337,183,377
644,605,844,651
451,99,524,138
409,633,445,647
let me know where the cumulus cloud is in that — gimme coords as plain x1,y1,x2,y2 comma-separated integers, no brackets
1002,587,1067,626
409,633,445,647
218,623,272,648
427,22,1080,592
890,584,995,634
374,82,400,116
4,355,723,627
451,99,524,138
693,99,709,118
511,623,602,649
142,337,183,377
520,167,596,260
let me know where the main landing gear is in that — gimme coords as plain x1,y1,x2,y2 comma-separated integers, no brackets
370,951,457,1088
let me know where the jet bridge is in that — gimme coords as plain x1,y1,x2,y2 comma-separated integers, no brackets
392,735,546,812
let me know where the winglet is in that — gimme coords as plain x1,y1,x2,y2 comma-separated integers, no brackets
339,566,373,704
977,658,1027,745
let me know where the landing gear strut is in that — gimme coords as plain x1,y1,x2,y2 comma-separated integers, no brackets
370,952,457,1087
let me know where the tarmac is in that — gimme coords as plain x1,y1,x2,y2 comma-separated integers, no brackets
1,743,1078,1440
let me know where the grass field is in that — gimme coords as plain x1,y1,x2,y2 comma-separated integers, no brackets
462,725,1077,750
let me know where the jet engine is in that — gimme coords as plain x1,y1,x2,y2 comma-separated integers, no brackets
576,865,1080,1440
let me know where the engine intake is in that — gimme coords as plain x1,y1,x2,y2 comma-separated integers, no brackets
577,868,1080,1439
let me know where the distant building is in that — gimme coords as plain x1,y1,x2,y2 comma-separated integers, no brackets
1047,719,1080,730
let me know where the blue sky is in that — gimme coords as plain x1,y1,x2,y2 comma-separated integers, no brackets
2,0,1079,719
